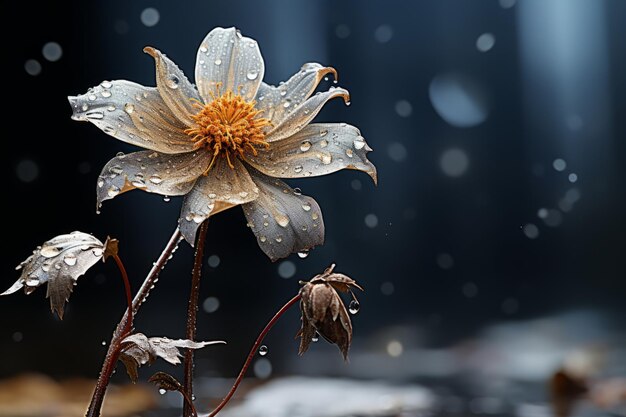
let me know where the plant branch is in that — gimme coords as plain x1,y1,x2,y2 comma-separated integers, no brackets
183,220,209,417
85,227,183,417
112,254,133,336
207,294,302,417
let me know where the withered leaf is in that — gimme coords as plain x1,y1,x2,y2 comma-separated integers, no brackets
148,372,197,417
297,263,363,360
119,333,225,383
148,371,183,392
1,231,105,319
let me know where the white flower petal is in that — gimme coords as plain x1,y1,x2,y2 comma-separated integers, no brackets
242,171,325,262
69,80,195,154
246,123,377,184
144,47,201,126
179,157,260,244
265,87,350,143
195,27,264,103
255,63,337,127
97,150,211,207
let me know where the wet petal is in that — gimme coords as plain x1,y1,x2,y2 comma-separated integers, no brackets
144,47,201,126
179,158,259,244
195,27,264,103
242,171,325,261
69,80,194,154
97,150,211,208
246,123,377,184
265,87,350,142
255,63,337,127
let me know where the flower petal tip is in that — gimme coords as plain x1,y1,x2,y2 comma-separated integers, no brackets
143,46,157,57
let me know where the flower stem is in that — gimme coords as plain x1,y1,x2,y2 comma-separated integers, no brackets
112,254,133,336
207,294,302,417
86,227,183,417
183,220,209,417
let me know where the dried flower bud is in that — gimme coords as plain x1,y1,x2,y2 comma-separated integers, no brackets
1,231,105,319
297,263,363,360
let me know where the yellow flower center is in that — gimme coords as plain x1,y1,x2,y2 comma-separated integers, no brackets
185,88,271,173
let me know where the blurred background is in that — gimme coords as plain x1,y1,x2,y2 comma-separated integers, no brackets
2,0,625,416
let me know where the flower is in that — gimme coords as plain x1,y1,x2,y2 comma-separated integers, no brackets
1,231,106,318
68,27,376,261
297,263,363,360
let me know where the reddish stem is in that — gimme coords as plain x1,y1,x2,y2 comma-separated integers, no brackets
183,220,209,417
112,254,133,336
207,294,302,417
86,227,183,417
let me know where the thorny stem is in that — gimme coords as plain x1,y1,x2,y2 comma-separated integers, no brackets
85,227,183,417
183,220,209,417
112,254,133,336
207,294,302,417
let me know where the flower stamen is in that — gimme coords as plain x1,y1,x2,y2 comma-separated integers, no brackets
185,86,271,174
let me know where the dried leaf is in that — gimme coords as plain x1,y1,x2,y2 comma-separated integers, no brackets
297,264,363,360
119,333,225,383
103,236,119,262
2,231,105,319
148,371,183,392
148,372,197,417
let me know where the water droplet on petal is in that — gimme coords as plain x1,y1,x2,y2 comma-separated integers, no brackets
297,251,309,259
149,175,163,184
353,136,366,150
101,81,112,89
246,70,259,80
293,188,302,196
63,253,78,266
86,111,104,120
276,215,290,228
300,141,312,152
81,103,89,111
260,236,267,243
258,345,268,356
88,94,97,101
320,139,328,148
302,203,311,211
124,103,135,114
214,58,222,66
109,165,123,175
349,300,360,314
294,165,303,173
25,276,40,286
345,149,354,158
101,90,112,98
108,186,121,198
40,245,61,258
320,154,332,165
166,76,180,89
